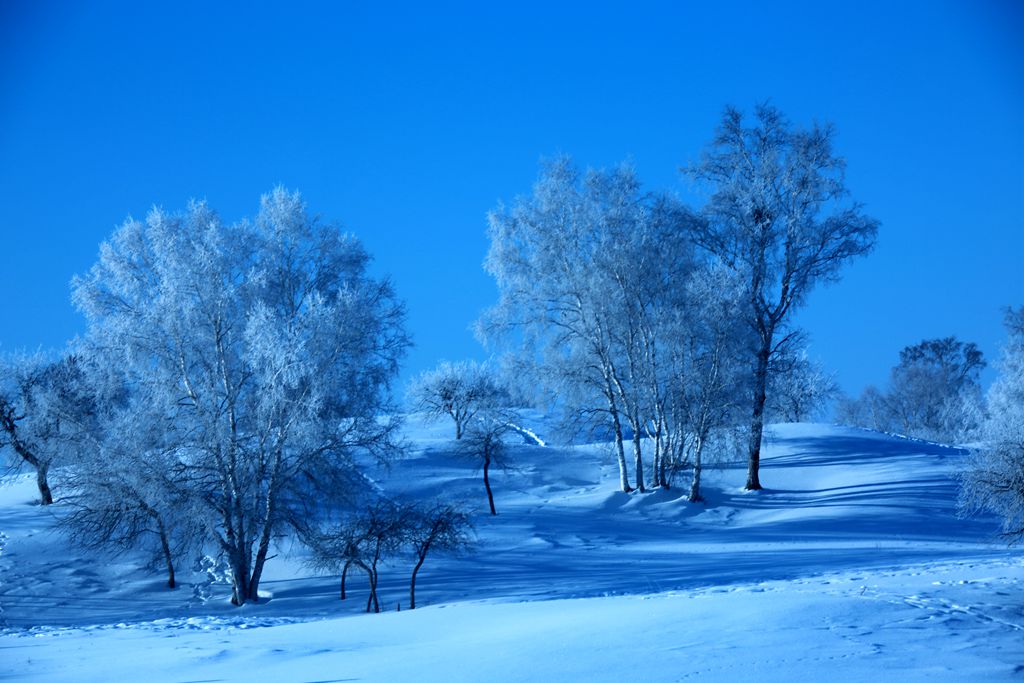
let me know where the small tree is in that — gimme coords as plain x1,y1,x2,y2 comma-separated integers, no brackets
408,361,509,439
767,348,840,423
0,354,90,505
58,409,199,590
459,415,514,515
304,498,473,612
304,520,365,602
59,473,194,589
304,499,407,613
960,308,1024,541
835,385,889,432
405,502,473,609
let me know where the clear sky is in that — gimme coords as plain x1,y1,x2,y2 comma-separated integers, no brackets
1,0,1021,396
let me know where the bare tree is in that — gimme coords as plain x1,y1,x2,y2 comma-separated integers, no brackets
304,499,407,613
303,497,473,612
459,415,515,515
59,466,195,589
408,361,509,439
405,502,473,609
349,503,406,614
685,104,879,490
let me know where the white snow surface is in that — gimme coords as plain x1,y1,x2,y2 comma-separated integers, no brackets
2,419,1022,681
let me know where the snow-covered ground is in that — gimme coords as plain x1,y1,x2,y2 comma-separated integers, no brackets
2,420,1022,681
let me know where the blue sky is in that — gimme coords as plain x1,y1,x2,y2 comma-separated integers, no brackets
1,0,1021,395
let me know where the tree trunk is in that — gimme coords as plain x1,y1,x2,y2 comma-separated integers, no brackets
455,421,463,440
230,569,250,605
244,466,281,604
689,435,705,503
631,428,645,493
410,551,428,610
156,518,176,589
483,456,496,515
228,542,254,606
340,560,351,600
607,398,632,493
7,435,53,505
246,525,274,604
35,461,54,506
650,427,661,489
651,423,665,488
365,566,380,613
658,432,670,490
230,572,249,605
746,347,770,490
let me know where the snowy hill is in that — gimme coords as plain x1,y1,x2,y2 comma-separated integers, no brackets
2,421,1022,681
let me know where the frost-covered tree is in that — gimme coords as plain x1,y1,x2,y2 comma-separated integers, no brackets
408,360,509,439
479,158,694,493
685,104,879,489
887,337,985,442
675,265,751,501
959,308,1024,542
58,373,201,590
598,182,697,493
71,188,409,605
839,336,985,442
0,354,90,505
835,385,889,432
767,348,840,423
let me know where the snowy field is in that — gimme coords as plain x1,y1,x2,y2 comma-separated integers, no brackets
2,420,1022,681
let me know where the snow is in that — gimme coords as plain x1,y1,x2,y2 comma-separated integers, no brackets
2,420,1023,681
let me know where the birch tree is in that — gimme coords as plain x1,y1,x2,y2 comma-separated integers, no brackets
676,265,751,501
479,158,694,492
686,104,879,490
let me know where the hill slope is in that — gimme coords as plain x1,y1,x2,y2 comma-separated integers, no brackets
1,421,1022,681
